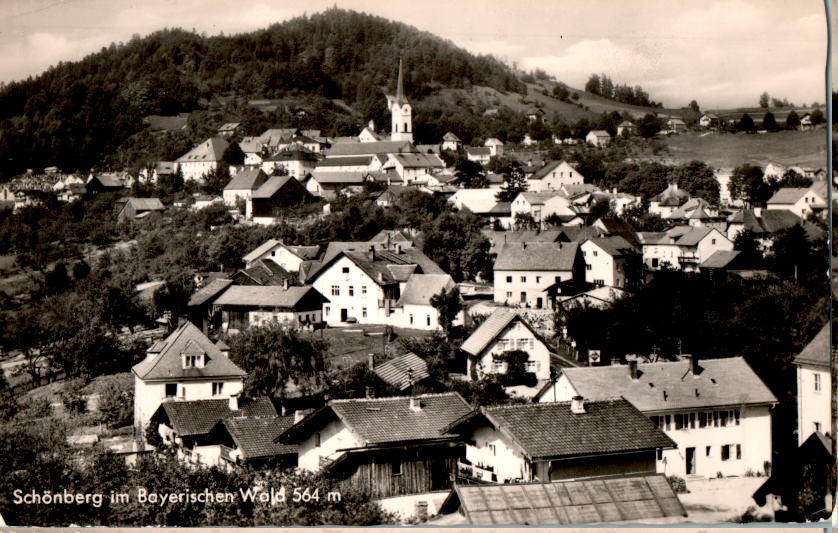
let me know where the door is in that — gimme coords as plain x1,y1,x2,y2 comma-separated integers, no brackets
520,292,526,304
340,308,348,322
536,297,543,309
686,447,696,475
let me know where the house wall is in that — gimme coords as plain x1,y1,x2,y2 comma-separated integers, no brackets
528,162,584,192
494,269,572,308
310,256,391,326
297,418,362,472
641,244,682,270
465,425,530,482
536,450,657,481
261,160,315,179
247,246,306,273
178,161,218,182
223,188,254,207
581,242,624,287
133,376,243,435
220,307,322,334
467,320,552,381
797,363,832,446
536,375,578,404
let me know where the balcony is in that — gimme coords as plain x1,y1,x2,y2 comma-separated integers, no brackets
457,460,497,483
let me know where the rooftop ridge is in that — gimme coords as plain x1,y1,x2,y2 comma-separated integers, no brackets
330,391,461,404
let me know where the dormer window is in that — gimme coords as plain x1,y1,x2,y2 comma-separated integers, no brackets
182,352,205,369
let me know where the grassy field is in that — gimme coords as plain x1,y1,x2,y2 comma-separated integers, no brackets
319,325,437,369
658,128,828,168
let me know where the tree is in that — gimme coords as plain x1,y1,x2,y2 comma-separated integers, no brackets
810,109,825,125
688,100,700,113
759,91,770,108
495,166,528,202
637,113,661,138
786,110,801,130
222,141,245,166
673,160,720,205
762,112,778,131
454,159,487,188
430,286,463,340
728,164,776,206
492,350,537,386
781,169,813,188
227,324,329,398
552,84,569,101
733,230,763,268
513,212,538,230
0,368,19,422
737,113,756,133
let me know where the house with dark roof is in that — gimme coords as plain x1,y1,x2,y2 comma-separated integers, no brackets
212,285,328,333
373,352,430,391
648,183,690,218
493,241,583,308
242,239,320,274
206,415,298,470
324,140,417,158
461,308,554,382
305,242,444,327
277,392,472,498
766,185,827,219
133,321,246,438
725,207,801,245
637,226,733,273
526,160,585,192
247,175,313,225
382,152,446,184
176,137,229,182
230,259,295,287
148,395,278,466
537,356,777,478
794,323,831,446
303,171,377,200
585,130,611,147
441,132,462,151
445,398,675,483
116,197,165,222
261,148,320,179
187,278,233,334
580,236,638,288
85,172,129,194
222,167,267,206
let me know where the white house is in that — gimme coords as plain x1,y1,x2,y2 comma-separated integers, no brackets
580,236,636,288
537,355,778,478
213,285,328,333
616,121,637,136
222,167,268,206
526,160,585,192
493,241,582,308
665,118,688,133
766,186,827,219
260,148,319,179
510,192,579,225
446,398,674,483
714,168,740,207
794,323,831,446
382,153,446,184
393,273,462,330
448,188,512,228
763,162,787,181
649,183,690,218
466,147,492,165
176,137,229,182
699,113,720,128
462,308,553,381
485,138,504,157
585,130,611,147
442,132,462,151
637,226,733,273
132,321,246,439
242,239,321,273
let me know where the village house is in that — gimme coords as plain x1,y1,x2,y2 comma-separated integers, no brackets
766,185,827,219
590,189,642,215
260,148,320,179
86,172,129,194
526,108,547,123
461,308,553,381
315,155,384,174
637,226,733,273
230,259,295,287
441,132,462,151
713,168,740,207
176,137,229,182
465,146,492,165
243,239,321,273
485,138,504,157
277,392,473,499
148,395,281,466
304,242,445,327
448,188,512,228
187,279,233,334
585,130,611,147
510,192,581,227
794,323,831,446
304,171,381,200
393,273,461,330
446,398,675,483
616,121,637,136
725,207,801,244
222,167,268,207
373,352,431,391
648,183,690,218
206,415,298,470
580,236,637,288
537,355,777,478
763,162,787,180
247,175,313,224
665,118,688,133
57,183,87,203
493,241,583,308
116,197,165,222
139,161,177,185
699,113,720,128
213,285,328,333
382,152,446,184
191,194,223,211
132,321,246,438
324,140,417,159
217,122,241,137
526,160,585,192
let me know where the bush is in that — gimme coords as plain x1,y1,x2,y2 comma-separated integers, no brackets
60,378,88,415
666,475,688,494
21,395,53,418
97,379,134,428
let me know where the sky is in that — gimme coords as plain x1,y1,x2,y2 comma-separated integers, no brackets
0,0,828,109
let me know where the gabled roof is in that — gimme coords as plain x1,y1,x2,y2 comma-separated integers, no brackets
369,229,413,245
233,259,294,286
462,308,542,357
559,357,777,412
481,230,563,248
517,191,565,205
374,353,430,390
252,175,303,199
587,130,611,138
265,149,320,162
156,397,277,436
397,273,456,306
650,184,690,206
672,226,714,246
121,198,165,211
217,122,240,133
243,240,320,265
177,137,229,163
316,156,374,168
225,168,267,191
584,236,635,257
699,250,741,269
221,416,297,459
450,188,503,215
325,141,416,157
618,120,636,127
466,147,491,157
188,278,233,307
214,285,326,309
727,208,801,234
485,138,504,147
449,399,674,460
243,239,282,263
767,187,815,205
305,245,443,286
443,132,461,142
391,153,445,169
441,474,686,525
494,242,579,271
308,171,368,185
280,392,472,446
793,323,830,367
132,321,246,381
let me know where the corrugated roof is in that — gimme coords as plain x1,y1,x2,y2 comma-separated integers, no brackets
466,399,675,459
374,353,430,390
225,167,267,191
132,321,246,381
214,285,325,309
158,397,277,436
561,357,777,412
494,242,579,271
325,141,417,157
444,473,686,525
188,278,233,307
222,416,297,459
397,273,455,306
793,323,830,367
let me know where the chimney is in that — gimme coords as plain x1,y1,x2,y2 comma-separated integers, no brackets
368,119,375,132
377,272,384,283
365,386,375,399
368,352,375,370
409,397,423,412
294,409,306,424
178,315,189,327
368,245,375,261
570,396,586,414
229,393,239,411
394,243,402,254
682,354,700,375
628,359,638,380
282,278,290,290
754,207,762,217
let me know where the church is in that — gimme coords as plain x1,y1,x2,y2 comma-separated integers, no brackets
386,59,413,142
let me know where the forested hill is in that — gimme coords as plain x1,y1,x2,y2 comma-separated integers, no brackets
0,8,525,178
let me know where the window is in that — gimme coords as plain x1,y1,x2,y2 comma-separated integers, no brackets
342,267,349,273
706,446,711,457
525,360,540,372
212,382,224,396
314,433,321,447
594,279,604,286
815,421,822,433
409,314,414,325
493,360,505,372
721,445,731,461
324,306,330,316
426,315,431,326
348,286,354,296
165,383,177,398
520,276,526,282
331,285,340,296
814,373,822,392
488,444,496,456
734,410,740,425
506,276,512,283
362,286,367,295
555,276,560,283
536,276,542,283
586,265,592,271
183,354,202,368
506,291,512,298
593,250,598,257
736,444,742,460
392,461,403,476
664,415,671,431
657,449,663,460
362,308,367,318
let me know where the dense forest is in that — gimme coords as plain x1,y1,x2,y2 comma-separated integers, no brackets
0,8,525,179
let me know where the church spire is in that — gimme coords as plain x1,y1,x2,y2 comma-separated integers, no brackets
395,58,406,104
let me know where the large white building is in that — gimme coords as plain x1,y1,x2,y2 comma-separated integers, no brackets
493,241,582,308
537,356,777,478
386,59,413,143
526,160,585,192
637,226,733,273
176,137,229,182
580,236,636,288
794,324,832,446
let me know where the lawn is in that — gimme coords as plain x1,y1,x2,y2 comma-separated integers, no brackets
318,325,437,369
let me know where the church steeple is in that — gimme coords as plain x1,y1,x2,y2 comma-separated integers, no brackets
395,58,406,104
386,57,413,142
